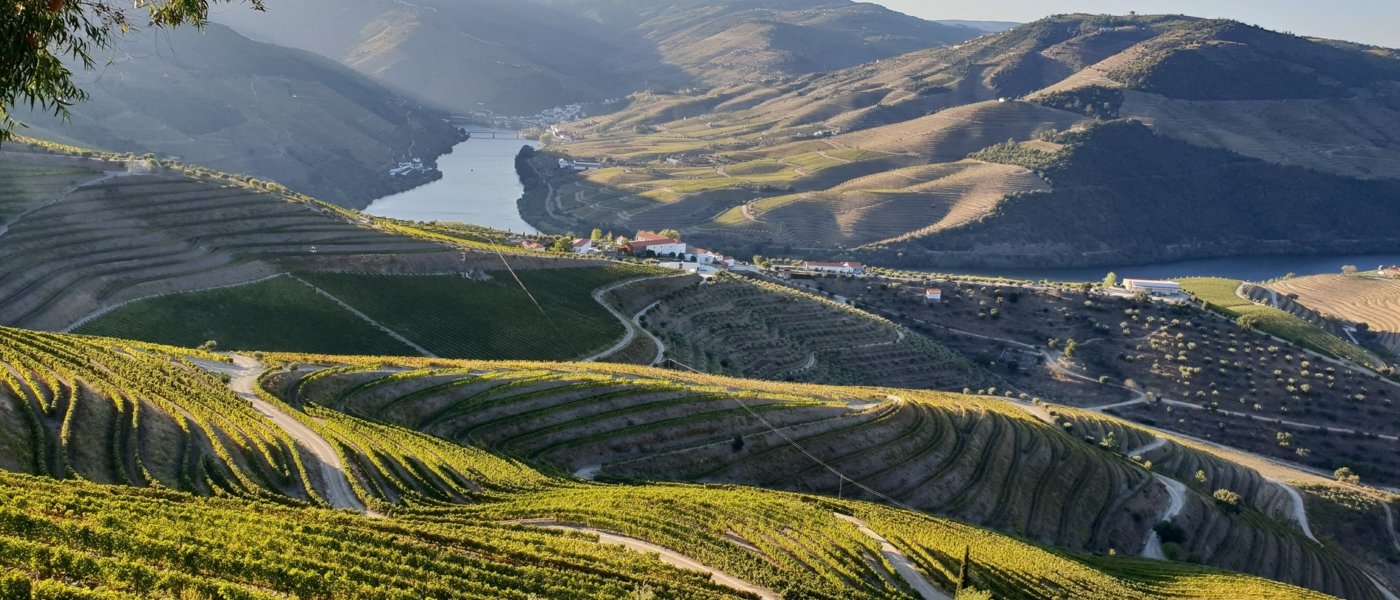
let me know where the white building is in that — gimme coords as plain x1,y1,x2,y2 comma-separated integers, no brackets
625,231,689,256
571,238,594,254
804,261,865,275
925,288,943,302
1123,279,1182,296
659,261,719,279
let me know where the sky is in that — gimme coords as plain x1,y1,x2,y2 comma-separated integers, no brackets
869,1,1400,48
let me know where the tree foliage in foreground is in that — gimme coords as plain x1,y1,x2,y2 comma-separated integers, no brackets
2,0,263,141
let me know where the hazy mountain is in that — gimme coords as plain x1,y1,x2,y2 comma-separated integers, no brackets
213,0,980,116
17,23,462,208
934,19,1020,33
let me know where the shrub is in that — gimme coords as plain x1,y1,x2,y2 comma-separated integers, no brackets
1213,488,1242,509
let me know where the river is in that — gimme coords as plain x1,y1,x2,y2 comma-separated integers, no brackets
923,253,1400,282
363,138,1397,280
364,130,538,233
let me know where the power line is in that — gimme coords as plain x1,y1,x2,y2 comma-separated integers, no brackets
665,358,920,513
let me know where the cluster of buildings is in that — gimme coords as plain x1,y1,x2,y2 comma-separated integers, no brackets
388,158,433,178
557,158,604,172
622,231,737,266
468,104,590,131
1379,265,1400,279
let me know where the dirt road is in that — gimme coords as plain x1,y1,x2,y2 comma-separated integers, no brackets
1141,472,1187,559
204,355,366,513
527,522,779,599
583,276,674,363
834,513,951,600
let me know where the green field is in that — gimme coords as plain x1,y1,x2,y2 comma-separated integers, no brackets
1178,277,1378,366
76,276,416,355
297,266,661,360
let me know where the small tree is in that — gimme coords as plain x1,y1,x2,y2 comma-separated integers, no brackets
1213,488,1241,509
1342,264,1359,275
1063,339,1078,359
550,237,573,253
658,228,682,240
1334,467,1361,485
590,228,604,241
1194,470,1207,484
1104,272,1118,287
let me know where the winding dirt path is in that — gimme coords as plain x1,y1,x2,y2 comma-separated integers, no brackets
834,513,951,600
525,522,779,599
1126,436,1167,458
205,355,366,513
1141,472,1187,559
1271,480,1318,543
632,301,667,366
584,276,675,363
1384,501,1400,553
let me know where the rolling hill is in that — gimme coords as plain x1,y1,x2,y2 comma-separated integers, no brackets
213,0,981,116
1266,273,1400,358
529,13,1400,268
0,326,1345,599
270,350,1394,598
0,141,648,363
14,23,463,209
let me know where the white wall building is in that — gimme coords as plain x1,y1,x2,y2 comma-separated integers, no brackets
805,261,865,275
1123,279,1182,296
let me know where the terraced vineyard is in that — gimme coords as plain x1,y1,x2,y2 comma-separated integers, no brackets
642,274,986,388
295,266,664,360
0,148,446,331
271,355,1392,598
0,327,321,500
1267,274,1400,356
1180,278,1381,367
0,328,1340,599
75,275,417,355
1043,408,1387,594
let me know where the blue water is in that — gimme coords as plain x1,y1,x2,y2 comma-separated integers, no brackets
365,131,538,233
923,254,1400,282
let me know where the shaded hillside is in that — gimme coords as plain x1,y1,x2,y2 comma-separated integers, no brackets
215,0,977,115
542,0,982,85
16,24,462,209
919,121,1400,267
536,13,1400,267
0,143,601,334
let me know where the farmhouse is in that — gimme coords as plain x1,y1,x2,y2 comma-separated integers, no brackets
925,288,942,302
805,261,865,275
690,247,725,265
521,241,546,252
623,231,689,256
571,238,594,254
1123,278,1183,296
1381,265,1400,279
